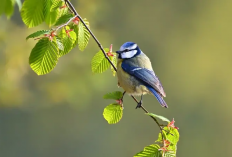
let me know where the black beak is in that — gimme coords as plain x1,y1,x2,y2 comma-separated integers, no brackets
116,50,122,54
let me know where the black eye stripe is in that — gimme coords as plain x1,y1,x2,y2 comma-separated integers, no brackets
122,48,137,53
122,49,129,52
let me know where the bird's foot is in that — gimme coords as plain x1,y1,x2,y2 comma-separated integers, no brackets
136,100,142,109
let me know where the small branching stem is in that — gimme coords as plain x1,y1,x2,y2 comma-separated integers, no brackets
64,0,164,138
54,15,78,31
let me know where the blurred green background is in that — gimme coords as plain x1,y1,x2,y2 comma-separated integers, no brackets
1,0,231,156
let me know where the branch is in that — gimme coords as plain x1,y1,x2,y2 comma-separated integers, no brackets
64,0,117,72
54,15,77,32
64,0,163,134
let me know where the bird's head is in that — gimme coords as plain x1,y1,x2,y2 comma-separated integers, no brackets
116,42,142,59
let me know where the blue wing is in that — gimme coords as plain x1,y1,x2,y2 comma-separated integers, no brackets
121,61,167,108
146,86,167,108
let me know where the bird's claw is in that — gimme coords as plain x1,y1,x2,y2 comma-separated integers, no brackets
136,100,142,109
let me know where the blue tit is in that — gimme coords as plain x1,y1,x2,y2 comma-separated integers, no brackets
116,42,167,108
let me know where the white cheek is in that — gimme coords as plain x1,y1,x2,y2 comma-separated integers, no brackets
121,50,137,58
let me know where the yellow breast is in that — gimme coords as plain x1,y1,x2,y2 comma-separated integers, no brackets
116,58,150,95
117,59,133,92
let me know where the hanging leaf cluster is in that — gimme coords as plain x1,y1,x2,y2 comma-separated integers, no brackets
134,119,180,157
21,0,90,75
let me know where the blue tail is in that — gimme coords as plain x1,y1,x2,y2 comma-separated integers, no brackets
146,86,168,108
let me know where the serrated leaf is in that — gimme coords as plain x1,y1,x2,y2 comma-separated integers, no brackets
109,53,117,76
69,30,76,40
44,0,60,26
54,37,64,51
134,144,162,157
146,113,170,122
166,129,179,145
21,0,45,28
91,49,110,73
29,38,59,75
163,151,175,157
26,30,51,40
103,91,123,100
103,103,123,124
58,27,76,56
46,10,59,27
51,0,61,11
156,128,178,156
54,13,73,26
60,37,73,56
44,0,52,24
70,24,78,45
57,3,68,18
76,18,90,51
156,133,177,156
157,127,179,145
167,144,177,156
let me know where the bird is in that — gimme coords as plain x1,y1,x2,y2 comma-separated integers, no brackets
116,42,168,108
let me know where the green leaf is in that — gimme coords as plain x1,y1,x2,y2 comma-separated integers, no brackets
51,0,62,11
26,30,51,40
103,103,123,124
76,18,90,51
29,38,59,75
57,3,68,18
60,37,73,56
44,0,52,24
109,53,117,76
103,91,123,100
47,10,58,26
156,126,179,156
44,0,60,26
54,36,64,51
134,144,162,157
146,113,170,122
5,0,14,17
166,144,177,156
156,127,179,145
54,13,73,26
58,27,77,56
69,30,77,41
21,0,45,28
0,0,14,18
91,48,110,73
70,24,78,45
166,129,179,146
164,151,176,157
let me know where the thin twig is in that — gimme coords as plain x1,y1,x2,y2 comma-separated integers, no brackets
64,0,74,13
54,15,77,31
130,95,164,139
64,0,117,71
64,0,164,136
